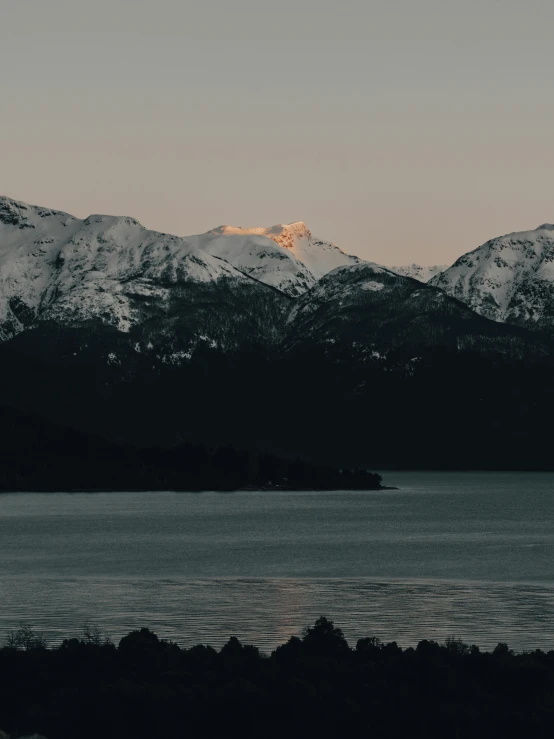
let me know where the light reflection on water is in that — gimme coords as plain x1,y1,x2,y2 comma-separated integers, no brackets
1,577,554,652
1,472,554,651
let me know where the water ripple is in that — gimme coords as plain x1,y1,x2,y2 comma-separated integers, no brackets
1,577,554,653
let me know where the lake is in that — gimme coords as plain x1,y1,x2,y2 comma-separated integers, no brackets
1,472,554,652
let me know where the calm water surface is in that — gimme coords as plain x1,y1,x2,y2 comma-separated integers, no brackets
1,472,554,651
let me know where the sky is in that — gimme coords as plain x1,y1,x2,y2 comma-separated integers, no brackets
2,0,554,266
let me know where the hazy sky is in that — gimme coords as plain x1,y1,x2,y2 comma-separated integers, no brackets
3,0,554,265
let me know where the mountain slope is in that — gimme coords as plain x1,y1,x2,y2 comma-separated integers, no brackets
285,262,546,359
430,224,554,331
0,196,79,339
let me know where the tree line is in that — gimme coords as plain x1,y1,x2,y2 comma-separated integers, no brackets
1,617,554,738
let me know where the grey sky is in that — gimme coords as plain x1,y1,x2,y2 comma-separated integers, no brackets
2,0,554,265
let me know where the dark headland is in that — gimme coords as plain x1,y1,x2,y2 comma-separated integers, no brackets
0,406,385,492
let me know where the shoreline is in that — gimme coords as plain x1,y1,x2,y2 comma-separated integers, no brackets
0,485,397,494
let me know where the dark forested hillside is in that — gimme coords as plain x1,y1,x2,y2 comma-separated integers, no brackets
1,319,554,470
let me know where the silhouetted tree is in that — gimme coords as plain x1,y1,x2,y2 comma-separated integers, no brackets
493,642,514,658
6,624,47,651
302,617,349,657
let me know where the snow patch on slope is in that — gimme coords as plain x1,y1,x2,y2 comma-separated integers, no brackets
361,280,385,291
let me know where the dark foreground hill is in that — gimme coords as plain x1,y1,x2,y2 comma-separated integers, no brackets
2,617,554,739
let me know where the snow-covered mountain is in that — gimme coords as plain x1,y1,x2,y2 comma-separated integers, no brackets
389,264,448,283
184,224,316,297
0,197,360,341
0,197,364,342
430,224,554,330
0,195,270,342
187,222,361,291
209,222,362,278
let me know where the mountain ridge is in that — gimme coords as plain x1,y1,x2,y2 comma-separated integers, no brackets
389,264,448,283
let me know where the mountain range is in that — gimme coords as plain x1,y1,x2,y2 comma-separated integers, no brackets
2,194,554,469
